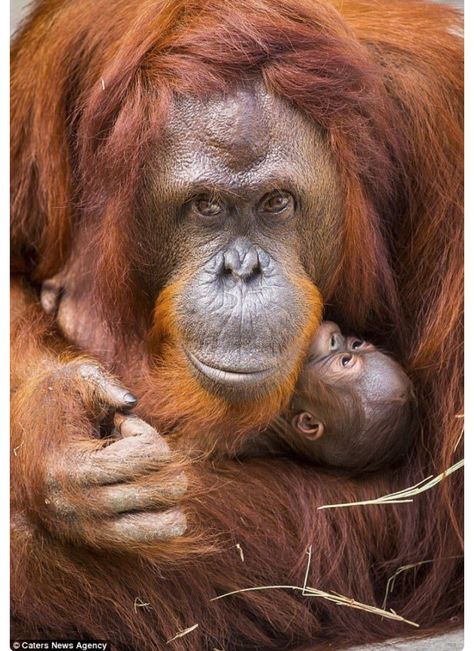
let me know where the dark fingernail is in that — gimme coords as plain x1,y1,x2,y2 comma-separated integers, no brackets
123,392,138,406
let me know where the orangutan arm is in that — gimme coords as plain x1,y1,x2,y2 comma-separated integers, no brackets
11,278,188,548
12,453,410,647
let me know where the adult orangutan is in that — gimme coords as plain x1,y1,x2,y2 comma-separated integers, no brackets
11,0,463,649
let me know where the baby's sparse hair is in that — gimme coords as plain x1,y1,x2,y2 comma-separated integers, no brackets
260,356,418,475
287,375,418,472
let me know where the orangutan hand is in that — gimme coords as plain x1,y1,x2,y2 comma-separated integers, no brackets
12,361,188,549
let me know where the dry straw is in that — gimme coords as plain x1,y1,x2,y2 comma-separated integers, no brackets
317,460,464,511
212,461,464,628
166,624,199,644
212,547,419,628
382,556,463,611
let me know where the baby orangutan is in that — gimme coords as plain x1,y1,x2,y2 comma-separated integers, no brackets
256,321,418,473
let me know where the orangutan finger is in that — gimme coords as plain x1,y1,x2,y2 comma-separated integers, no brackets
47,472,188,518
77,363,138,410
101,427,171,460
86,473,188,514
96,508,187,545
114,412,159,438
40,280,63,316
68,433,172,486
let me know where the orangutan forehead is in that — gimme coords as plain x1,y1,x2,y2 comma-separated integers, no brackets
155,84,330,190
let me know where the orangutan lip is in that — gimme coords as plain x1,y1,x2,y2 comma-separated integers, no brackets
186,351,274,384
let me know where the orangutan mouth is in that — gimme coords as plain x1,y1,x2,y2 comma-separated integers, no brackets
186,350,275,387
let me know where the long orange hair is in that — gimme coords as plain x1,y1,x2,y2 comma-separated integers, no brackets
11,1,463,647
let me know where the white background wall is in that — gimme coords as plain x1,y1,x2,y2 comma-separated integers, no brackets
11,0,32,35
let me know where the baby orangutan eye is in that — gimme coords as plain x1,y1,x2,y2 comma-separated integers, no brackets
193,195,223,217
351,339,363,349
341,354,353,367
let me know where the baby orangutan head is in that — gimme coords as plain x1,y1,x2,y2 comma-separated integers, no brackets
275,321,418,473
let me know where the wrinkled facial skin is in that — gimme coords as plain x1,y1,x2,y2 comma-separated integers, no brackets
300,321,412,412
138,85,343,400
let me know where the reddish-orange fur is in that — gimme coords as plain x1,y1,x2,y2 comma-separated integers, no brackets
11,0,463,649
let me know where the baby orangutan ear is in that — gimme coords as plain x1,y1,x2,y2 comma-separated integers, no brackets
292,412,325,440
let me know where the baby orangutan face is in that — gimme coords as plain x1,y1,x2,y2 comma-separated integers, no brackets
289,321,416,471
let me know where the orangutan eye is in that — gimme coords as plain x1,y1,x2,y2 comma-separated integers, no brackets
193,195,223,217
351,340,363,350
260,191,293,214
341,354,353,367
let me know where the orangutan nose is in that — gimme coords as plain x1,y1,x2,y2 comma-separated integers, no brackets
223,239,261,282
